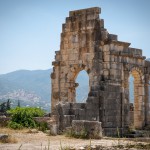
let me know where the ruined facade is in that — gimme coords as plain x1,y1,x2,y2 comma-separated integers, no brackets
51,7,150,136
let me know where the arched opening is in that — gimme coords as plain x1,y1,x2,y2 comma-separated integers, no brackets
128,69,144,128
75,70,89,103
129,74,134,126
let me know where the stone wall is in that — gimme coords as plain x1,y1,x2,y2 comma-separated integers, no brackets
51,7,150,136
33,117,51,123
56,102,100,131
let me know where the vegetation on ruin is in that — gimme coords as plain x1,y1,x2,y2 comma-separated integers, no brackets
66,128,88,139
7,107,45,129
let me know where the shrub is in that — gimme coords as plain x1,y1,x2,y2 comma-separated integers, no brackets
66,128,88,139
38,122,48,132
7,107,45,129
8,121,23,129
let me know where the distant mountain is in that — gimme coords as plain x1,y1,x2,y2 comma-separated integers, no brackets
0,69,52,112
0,69,135,112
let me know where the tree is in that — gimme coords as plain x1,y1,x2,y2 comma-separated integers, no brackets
0,102,7,112
6,99,11,110
17,100,20,107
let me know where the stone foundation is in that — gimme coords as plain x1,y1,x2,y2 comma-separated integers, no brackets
72,120,102,139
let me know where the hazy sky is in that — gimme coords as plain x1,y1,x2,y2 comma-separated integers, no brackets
0,0,150,74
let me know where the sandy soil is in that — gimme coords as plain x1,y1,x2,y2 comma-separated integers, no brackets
0,128,149,150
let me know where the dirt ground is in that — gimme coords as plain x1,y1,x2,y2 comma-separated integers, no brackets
0,128,150,150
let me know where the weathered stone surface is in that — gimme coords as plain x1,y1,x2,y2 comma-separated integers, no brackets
49,124,58,135
50,72,56,79
51,7,150,136
33,117,50,123
72,120,102,139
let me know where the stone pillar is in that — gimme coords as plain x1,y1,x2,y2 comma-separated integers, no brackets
51,64,60,114
144,75,150,125
123,70,130,128
134,81,145,128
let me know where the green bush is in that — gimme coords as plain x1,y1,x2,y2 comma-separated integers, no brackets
8,121,23,129
7,107,45,129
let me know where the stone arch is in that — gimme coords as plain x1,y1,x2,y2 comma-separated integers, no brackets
75,70,90,103
67,65,91,103
71,65,90,81
128,67,145,128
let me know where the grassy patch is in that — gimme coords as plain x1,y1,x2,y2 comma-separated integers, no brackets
125,143,150,149
111,142,150,150
66,128,88,139
37,122,48,132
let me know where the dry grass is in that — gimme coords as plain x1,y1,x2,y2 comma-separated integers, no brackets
0,135,17,143
0,127,27,144
0,127,29,134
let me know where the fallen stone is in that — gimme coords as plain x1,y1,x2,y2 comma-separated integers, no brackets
27,129,38,133
0,134,9,141
50,124,58,135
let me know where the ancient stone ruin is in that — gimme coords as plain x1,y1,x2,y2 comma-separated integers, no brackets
51,7,150,136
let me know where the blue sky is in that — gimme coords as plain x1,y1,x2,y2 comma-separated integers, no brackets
0,0,150,74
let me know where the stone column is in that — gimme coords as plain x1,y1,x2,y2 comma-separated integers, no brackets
51,64,60,114
134,80,145,128
144,75,150,125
